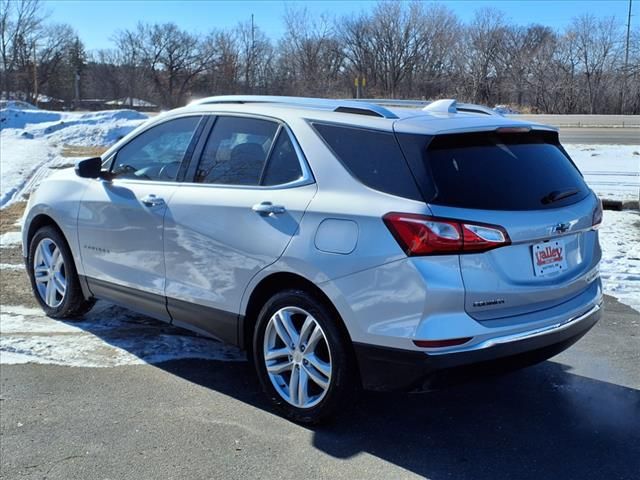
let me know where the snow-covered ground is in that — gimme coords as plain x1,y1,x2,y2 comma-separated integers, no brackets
0,304,244,367
0,106,638,367
565,145,640,202
1,106,147,207
598,209,640,312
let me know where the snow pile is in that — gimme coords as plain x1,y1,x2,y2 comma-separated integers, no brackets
1,107,60,128
565,145,639,202
493,105,520,115
1,107,147,145
598,210,640,312
0,303,245,367
0,100,38,110
1,107,148,207
106,97,157,108
0,231,21,248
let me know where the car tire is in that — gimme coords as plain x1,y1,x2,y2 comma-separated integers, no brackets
27,225,95,319
253,289,359,424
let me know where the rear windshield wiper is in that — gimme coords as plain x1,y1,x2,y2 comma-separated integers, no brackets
541,188,580,205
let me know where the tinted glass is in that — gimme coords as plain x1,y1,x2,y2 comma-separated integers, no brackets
313,123,422,201
111,116,201,181
424,131,589,210
262,131,303,186
196,116,278,185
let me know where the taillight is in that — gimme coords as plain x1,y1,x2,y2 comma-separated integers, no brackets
383,213,511,256
592,198,603,228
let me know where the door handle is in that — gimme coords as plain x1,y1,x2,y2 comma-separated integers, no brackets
141,194,165,207
252,201,286,216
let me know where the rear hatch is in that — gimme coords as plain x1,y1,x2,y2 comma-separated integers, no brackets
395,128,601,321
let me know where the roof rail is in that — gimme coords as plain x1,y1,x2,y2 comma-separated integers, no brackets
189,95,399,119
356,98,503,117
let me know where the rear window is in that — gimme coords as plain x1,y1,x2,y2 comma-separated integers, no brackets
312,123,422,201
400,131,590,210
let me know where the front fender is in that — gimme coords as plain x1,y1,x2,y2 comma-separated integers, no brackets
22,168,89,274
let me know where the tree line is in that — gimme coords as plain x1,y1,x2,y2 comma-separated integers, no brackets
2,0,639,113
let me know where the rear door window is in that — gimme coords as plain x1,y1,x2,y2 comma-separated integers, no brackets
195,116,278,185
398,130,590,210
313,123,422,201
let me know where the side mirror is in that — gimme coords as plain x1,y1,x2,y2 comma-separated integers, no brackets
75,157,105,179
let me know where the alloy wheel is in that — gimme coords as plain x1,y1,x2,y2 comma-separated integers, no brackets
33,238,66,308
263,306,333,409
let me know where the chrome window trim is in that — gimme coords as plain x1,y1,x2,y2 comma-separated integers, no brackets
101,110,314,189
182,112,315,190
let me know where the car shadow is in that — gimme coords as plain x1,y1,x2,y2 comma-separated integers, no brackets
157,358,640,480
59,304,640,480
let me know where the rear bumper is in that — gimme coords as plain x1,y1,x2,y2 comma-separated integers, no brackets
354,301,602,391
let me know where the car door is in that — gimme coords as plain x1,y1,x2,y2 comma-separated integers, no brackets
77,115,204,320
164,115,317,343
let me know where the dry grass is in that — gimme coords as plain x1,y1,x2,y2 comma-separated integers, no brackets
0,202,27,235
61,145,108,158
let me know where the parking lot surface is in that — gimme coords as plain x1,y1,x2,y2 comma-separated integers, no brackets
1,294,638,480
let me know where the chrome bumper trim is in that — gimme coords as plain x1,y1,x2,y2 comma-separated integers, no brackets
427,302,602,356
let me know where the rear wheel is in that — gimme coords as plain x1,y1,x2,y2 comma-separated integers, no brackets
253,289,358,424
27,226,95,319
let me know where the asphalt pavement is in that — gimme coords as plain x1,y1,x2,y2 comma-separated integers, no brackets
1,295,638,480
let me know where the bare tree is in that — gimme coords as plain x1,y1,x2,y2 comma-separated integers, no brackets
2,0,636,114
236,18,274,94
279,6,343,96
571,14,621,114
369,1,430,96
411,4,461,99
205,30,241,95
462,8,508,104
114,22,216,107
0,0,44,96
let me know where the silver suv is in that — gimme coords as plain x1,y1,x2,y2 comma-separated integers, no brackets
23,96,603,423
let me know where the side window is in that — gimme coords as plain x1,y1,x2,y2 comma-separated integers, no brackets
195,116,278,185
111,116,202,181
262,130,303,186
313,123,422,201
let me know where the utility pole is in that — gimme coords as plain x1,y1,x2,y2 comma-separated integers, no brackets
32,41,38,108
621,0,633,113
74,72,80,105
250,13,255,93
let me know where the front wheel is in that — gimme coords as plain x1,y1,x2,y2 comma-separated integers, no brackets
27,225,95,319
253,289,359,424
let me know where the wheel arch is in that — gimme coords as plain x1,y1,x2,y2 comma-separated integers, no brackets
241,271,353,353
26,213,66,252
24,213,87,285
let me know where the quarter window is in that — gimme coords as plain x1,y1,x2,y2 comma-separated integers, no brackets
313,123,422,201
111,116,202,181
261,130,303,186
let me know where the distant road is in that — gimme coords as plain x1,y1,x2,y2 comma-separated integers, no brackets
505,114,639,145
559,128,639,145
508,114,640,128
